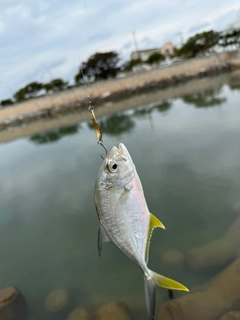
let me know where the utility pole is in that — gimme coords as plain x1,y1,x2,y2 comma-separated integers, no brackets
179,32,184,47
132,31,140,59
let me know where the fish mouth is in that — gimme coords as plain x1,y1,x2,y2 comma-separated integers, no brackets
107,143,132,163
118,143,132,161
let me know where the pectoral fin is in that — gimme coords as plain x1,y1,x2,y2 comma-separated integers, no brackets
98,225,111,257
145,213,165,263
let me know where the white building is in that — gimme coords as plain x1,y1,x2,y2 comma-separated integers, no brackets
130,42,178,62
130,48,162,61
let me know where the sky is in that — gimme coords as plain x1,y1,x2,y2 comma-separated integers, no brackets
0,0,240,100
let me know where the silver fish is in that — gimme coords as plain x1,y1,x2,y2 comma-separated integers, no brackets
94,143,188,320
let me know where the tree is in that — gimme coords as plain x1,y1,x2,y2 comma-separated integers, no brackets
219,29,240,48
146,52,165,65
123,58,142,72
74,72,84,84
75,51,120,82
0,98,14,107
44,78,68,93
14,82,44,102
177,30,220,58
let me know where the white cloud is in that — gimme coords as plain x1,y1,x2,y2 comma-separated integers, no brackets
0,0,240,99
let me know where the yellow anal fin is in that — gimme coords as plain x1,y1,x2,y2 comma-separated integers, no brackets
150,213,165,230
145,213,165,263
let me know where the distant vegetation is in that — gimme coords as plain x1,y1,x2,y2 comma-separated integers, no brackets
14,82,44,102
0,98,14,106
146,52,165,65
75,51,120,83
176,30,220,58
123,58,142,72
1,28,239,107
44,79,68,93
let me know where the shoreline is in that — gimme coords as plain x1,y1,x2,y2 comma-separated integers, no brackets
0,70,239,145
0,51,240,132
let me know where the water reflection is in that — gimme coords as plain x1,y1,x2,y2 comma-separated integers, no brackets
159,256,240,320
87,100,172,137
134,100,172,118
88,113,135,136
181,88,226,108
155,100,172,113
30,124,79,144
228,71,240,91
228,83,240,91
1,73,240,320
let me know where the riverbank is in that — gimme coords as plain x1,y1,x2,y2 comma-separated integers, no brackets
0,50,240,131
1,69,240,145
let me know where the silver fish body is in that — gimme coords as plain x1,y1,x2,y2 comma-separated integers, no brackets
94,143,188,320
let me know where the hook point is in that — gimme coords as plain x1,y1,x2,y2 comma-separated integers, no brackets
98,140,108,159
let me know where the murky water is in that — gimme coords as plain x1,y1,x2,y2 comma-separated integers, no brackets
0,71,240,319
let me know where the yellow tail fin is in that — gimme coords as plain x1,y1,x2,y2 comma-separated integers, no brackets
150,269,189,291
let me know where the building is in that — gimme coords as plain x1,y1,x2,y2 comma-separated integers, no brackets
130,42,178,62
160,42,178,57
130,48,162,61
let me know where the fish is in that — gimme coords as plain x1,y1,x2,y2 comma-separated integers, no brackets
94,143,189,320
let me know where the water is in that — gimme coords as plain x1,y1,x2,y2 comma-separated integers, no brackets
0,72,240,319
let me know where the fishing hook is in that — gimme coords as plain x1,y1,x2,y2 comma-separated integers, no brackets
98,140,108,160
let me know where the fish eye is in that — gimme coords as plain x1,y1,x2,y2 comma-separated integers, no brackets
107,161,118,173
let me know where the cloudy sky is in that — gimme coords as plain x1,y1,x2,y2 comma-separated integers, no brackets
0,0,240,100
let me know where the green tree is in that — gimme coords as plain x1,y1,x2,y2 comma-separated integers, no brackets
0,98,14,107
219,29,240,48
123,58,142,72
146,52,165,65
44,79,68,93
75,51,120,83
74,72,84,84
177,30,220,58
14,82,44,102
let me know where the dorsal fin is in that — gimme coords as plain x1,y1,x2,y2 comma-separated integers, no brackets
145,213,165,263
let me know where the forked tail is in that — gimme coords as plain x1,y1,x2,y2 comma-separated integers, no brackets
144,269,189,320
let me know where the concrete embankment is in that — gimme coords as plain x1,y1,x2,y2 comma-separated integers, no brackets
0,50,240,132
1,69,240,145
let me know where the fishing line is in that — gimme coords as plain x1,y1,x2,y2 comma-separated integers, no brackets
79,63,108,159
